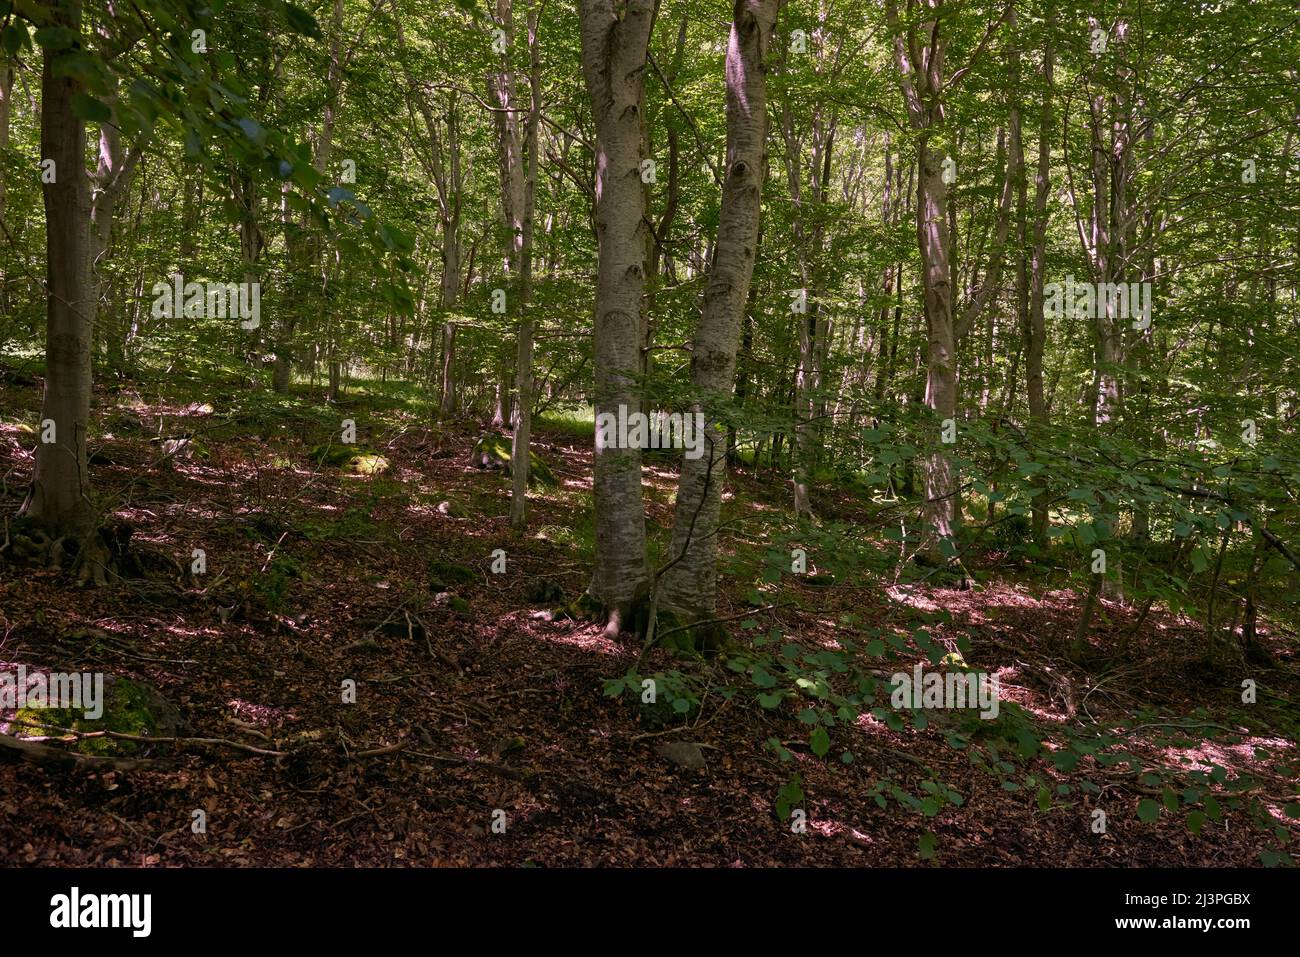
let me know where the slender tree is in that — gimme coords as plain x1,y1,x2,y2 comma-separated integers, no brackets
658,0,782,624
577,0,655,630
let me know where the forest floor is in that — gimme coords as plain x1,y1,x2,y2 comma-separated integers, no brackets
1,368,1297,867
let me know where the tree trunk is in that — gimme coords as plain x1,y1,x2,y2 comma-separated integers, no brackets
0,55,11,312
658,0,779,622
439,321,457,418
23,0,103,580
1026,17,1053,544
578,0,655,628
510,6,542,531
916,139,960,547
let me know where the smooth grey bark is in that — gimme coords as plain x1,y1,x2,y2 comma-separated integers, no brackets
232,170,263,365
274,0,360,393
490,0,526,275
778,12,839,519
23,0,103,579
439,321,457,418
88,82,144,370
488,0,523,436
510,4,542,530
396,18,465,414
657,0,780,620
0,54,11,311
1025,14,1054,544
886,0,1010,555
578,0,655,627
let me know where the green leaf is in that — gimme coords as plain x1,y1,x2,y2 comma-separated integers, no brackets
809,726,830,758
3,23,30,57
237,117,266,145
326,186,356,207
378,222,414,253
775,774,804,822
1016,729,1040,759
917,831,937,860
1052,751,1080,772
283,3,323,37
34,26,79,50
70,92,111,122
1137,799,1160,823
1185,810,1207,836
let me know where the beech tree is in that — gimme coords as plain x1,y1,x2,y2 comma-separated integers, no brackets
658,0,781,623
577,0,655,629
22,0,101,580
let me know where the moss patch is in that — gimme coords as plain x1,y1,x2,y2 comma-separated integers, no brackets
430,560,477,591
10,677,173,756
471,434,558,487
309,444,390,474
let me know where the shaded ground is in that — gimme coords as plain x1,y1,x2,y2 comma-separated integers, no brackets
1,370,1297,866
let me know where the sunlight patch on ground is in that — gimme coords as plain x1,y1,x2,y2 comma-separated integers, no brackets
812,819,873,843
884,585,943,612
227,699,298,726
1155,736,1294,778
523,620,622,656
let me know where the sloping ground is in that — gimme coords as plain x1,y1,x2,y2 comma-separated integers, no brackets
0,376,1296,867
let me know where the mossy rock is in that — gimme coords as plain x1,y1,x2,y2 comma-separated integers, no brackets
436,499,474,519
429,560,477,591
555,591,603,621
470,434,558,487
8,676,183,756
345,453,390,475
310,444,390,474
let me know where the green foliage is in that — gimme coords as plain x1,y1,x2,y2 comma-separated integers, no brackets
429,560,477,590
251,553,302,612
300,506,376,541
11,678,166,756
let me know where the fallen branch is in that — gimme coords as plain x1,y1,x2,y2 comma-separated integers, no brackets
0,731,160,771
405,748,537,783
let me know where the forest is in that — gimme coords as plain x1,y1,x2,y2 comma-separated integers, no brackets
0,0,1297,875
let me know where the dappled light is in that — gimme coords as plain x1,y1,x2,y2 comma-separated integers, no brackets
0,0,1295,910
